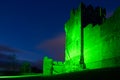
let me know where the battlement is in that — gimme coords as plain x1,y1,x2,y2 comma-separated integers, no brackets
53,61,63,65
70,2,106,28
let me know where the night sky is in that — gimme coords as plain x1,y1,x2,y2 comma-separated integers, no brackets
0,0,120,66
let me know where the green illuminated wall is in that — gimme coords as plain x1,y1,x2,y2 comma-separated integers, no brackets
43,57,53,75
84,7,120,69
84,24,103,69
99,7,120,68
64,6,81,65
53,61,64,74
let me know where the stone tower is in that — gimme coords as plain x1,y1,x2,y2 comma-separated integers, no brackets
64,2,106,71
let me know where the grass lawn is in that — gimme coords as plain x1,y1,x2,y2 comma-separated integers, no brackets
0,67,120,80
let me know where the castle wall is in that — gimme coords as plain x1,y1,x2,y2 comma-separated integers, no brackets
84,24,103,69
100,12,120,68
64,7,81,65
84,10,120,69
43,57,53,75
52,61,64,74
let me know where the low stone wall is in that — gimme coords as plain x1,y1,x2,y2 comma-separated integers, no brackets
53,61,64,74
43,57,53,75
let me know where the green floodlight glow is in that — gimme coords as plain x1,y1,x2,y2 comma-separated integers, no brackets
0,74,43,78
83,24,103,69
64,6,81,64
62,6,83,73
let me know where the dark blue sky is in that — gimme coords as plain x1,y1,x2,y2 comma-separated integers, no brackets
0,0,119,64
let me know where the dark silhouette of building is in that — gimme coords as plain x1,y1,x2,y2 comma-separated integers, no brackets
80,2,106,28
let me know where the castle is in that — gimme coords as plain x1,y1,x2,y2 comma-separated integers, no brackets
43,3,120,75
